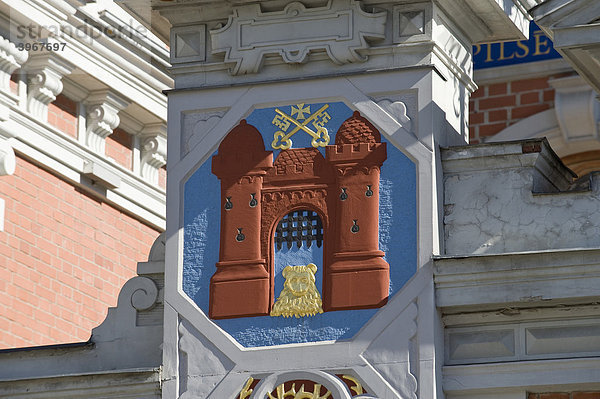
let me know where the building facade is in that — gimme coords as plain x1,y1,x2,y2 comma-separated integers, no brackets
0,0,169,348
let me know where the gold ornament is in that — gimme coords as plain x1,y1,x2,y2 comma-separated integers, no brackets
239,377,254,399
341,375,365,396
270,104,331,149
267,382,331,399
291,103,311,120
270,264,324,318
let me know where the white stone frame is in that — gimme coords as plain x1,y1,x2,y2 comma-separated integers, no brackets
163,72,441,398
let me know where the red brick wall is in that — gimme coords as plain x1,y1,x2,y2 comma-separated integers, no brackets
0,154,160,349
9,73,18,95
469,73,573,143
529,393,600,399
106,128,133,170
47,94,78,139
159,166,166,190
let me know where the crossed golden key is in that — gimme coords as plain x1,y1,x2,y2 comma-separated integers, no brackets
271,104,331,150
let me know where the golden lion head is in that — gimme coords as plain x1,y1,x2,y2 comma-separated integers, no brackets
270,263,324,318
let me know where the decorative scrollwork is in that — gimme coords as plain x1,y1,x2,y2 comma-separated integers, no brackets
128,276,159,311
267,381,332,399
84,90,129,154
0,34,27,91
210,1,386,75
341,375,364,396
239,377,254,399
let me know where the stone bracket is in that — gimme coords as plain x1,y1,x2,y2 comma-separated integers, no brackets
85,90,130,154
24,53,74,122
550,75,600,142
0,35,28,92
0,138,15,233
82,160,121,189
0,139,16,176
140,122,167,184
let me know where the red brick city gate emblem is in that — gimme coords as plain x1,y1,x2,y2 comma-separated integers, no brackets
209,111,389,319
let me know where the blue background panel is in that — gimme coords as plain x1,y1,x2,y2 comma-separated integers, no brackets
183,102,417,347
473,22,560,70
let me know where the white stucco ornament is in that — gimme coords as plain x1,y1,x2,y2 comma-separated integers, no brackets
0,140,15,176
140,123,167,185
85,90,129,154
211,0,386,75
0,35,28,91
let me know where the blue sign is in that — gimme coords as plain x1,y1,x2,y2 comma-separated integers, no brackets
473,22,561,69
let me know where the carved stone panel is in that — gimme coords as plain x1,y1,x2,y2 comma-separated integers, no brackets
211,0,386,75
181,110,227,157
171,25,207,64
363,301,418,399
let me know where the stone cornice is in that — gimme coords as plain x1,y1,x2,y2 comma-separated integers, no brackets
2,0,170,122
158,0,500,91
444,357,600,394
434,247,600,310
1,101,165,230
441,138,576,192
0,367,161,397
532,0,600,94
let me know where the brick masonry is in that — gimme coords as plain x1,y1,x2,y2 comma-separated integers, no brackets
47,94,78,139
9,73,18,95
469,73,573,143
106,127,133,171
159,166,166,190
0,154,160,349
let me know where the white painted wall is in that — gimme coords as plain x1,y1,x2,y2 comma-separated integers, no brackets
443,140,600,255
